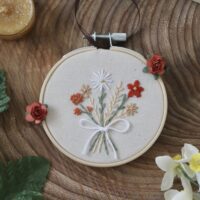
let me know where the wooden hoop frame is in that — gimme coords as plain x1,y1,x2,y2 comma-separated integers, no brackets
40,47,168,167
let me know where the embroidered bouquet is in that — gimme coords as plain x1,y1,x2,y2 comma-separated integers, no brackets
70,70,144,159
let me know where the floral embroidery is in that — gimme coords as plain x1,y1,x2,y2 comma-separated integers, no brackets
74,108,82,116
80,84,92,98
70,93,84,105
143,54,166,79
70,70,144,159
127,80,144,98
125,104,138,116
90,69,113,91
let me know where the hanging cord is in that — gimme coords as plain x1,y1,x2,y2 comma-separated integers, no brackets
74,0,140,49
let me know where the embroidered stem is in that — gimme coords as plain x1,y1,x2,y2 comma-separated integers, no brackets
80,104,98,125
108,134,118,153
103,134,109,155
106,94,128,125
98,88,106,126
97,133,104,153
117,109,127,118
88,132,101,153
89,97,100,123
92,135,100,153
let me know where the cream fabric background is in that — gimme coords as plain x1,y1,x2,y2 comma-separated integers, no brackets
41,48,167,165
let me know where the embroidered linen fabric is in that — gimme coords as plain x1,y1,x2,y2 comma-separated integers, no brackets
42,48,165,164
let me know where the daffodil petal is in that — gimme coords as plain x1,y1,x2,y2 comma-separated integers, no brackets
172,191,192,200
155,156,174,172
181,144,199,161
180,177,192,192
161,170,175,191
164,178,193,200
164,190,179,200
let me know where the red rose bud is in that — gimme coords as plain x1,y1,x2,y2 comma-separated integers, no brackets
70,93,84,105
147,54,166,75
25,102,48,124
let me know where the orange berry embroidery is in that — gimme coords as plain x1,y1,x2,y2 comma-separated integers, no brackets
74,108,82,116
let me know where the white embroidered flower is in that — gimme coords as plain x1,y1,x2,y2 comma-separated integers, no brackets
164,177,193,200
90,69,113,92
155,156,180,191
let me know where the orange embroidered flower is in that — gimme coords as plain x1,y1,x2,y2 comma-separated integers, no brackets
70,93,84,105
74,108,82,115
147,54,166,75
87,106,93,112
127,80,144,98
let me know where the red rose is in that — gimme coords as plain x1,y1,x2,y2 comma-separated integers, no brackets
70,93,84,105
25,102,48,124
147,55,166,75
74,108,82,116
127,80,144,98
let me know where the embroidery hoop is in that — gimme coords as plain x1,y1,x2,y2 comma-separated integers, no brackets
40,46,168,167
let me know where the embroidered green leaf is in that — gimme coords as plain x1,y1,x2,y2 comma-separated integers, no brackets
99,88,107,126
80,104,98,124
0,156,50,200
0,70,10,113
143,67,148,73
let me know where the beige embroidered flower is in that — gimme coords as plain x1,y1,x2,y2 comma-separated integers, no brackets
126,104,138,116
81,84,92,98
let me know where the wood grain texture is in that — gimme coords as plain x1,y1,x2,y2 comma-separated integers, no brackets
0,0,200,199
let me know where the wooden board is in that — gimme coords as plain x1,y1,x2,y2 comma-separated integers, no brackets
0,0,200,199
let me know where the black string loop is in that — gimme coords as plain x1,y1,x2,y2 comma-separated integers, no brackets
74,0,140,49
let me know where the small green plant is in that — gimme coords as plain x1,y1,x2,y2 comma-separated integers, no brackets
0,156,50,200
0,70,10,113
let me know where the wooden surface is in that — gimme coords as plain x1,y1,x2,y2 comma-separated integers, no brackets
0,0,200,199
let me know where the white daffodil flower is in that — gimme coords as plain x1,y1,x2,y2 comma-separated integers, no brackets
180,144,200,188
164,177,193,200
90,69,113,92
155,156,180,191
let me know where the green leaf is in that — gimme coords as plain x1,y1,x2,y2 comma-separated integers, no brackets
143,67,148,73
0,156,50,200
0,70,10,113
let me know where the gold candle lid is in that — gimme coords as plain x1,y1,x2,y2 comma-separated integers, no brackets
0,0,35,40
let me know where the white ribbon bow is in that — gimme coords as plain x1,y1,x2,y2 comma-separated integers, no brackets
80,118,130,160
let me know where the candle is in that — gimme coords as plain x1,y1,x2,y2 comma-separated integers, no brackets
0,0,35,40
